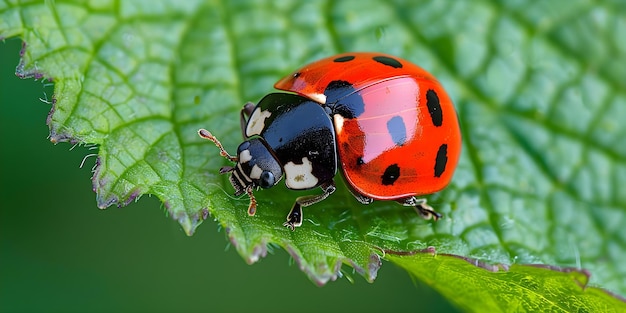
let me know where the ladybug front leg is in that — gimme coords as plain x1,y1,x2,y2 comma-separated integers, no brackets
284,180,337,231
239,102,256,138
400,197,442,221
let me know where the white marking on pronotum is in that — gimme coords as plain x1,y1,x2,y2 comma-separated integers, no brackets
249,164,263,180
239,149,252,163
246,109,272,136
333,114,345,135
308,93,327,104
284,157,318,189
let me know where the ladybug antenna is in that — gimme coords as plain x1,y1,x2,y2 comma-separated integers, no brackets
198,129,238,162
198,128,260,217
219,166,234,174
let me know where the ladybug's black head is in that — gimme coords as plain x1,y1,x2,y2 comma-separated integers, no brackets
226,138,283,195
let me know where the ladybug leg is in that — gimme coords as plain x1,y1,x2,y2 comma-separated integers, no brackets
400,197,442,221
198,129,238,162
242,102,256,117
283,180,337,231
245,185,258,216
240,102,256,137
345,184,374,205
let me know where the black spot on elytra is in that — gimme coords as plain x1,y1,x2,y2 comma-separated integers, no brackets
293,72,301,78
324,80,355,103
381,164,400,185
373,56,403,68
324,80,365,118
426,89,443,127
434,144,448,177
356,157,365,166
334,55,355,62
386,115,407,146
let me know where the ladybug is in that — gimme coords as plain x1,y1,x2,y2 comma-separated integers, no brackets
199,52,461,230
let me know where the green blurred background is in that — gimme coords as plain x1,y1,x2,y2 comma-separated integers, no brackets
0,39,458,312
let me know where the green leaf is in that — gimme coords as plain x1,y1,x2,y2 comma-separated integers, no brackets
2,0,625,310
389,252,626,312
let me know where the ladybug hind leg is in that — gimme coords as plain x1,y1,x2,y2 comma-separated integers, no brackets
284,180,336,231
400,197,442,221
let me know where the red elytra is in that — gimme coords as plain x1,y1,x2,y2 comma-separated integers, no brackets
275,52,461,200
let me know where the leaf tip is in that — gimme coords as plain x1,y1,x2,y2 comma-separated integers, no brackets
15,54,45,80
168,205,208,236
224,227,269,264
282,245,382,286
348,253,382,283
284,244,341,286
